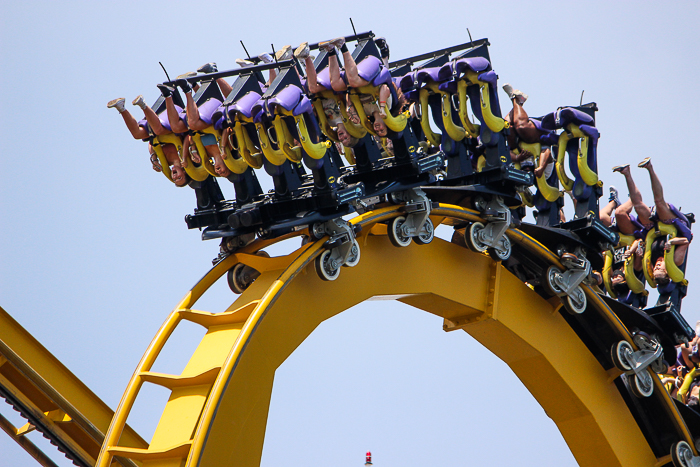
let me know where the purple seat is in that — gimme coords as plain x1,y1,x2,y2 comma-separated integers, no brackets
437,57,490,82
356,55,382,83
267,86,303,114
476,70,497,87
438,80,458,94
415,67,441,87
530,119,559,145
198,98,223,125
294,95,313,116
370,66,392,88
541,107,595,130
228,91,263,119
399,71,416,92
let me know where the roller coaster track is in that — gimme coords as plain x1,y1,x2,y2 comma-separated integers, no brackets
0,306,146,467
84,202,698,467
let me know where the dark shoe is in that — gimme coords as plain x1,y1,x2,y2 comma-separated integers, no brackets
197,62,218,74
375,37,390,59
157,84,174,98
175,78,192,94
612,164,629,173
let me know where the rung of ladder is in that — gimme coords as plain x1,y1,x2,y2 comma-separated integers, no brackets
139,367,220,389
107,441,191,461
178,301,259,327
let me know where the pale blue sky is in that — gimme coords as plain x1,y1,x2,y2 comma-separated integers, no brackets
1,1,699,466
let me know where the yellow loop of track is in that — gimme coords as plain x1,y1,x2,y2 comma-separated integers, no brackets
96,204,693,467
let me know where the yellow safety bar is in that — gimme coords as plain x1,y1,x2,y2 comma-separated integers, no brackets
440,92,466,141
255,120,288,166
151,135,177,182
357,84,408,133
456,80,480,137
465,71,508,133
603,235,633,298
576,130,601,187
271,115,303,163
624,245,647,295
274,106,332,161
677,367,698,403
232,119,264,169
643,223,688,288
348,91,378,137
193,127,248,176
556,131,575,192
342,145,355,165
418,88,441,147
320,90,367,139
311,98,339,142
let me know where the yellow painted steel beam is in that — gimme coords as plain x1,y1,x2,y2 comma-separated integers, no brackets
0,306,147,466
0,412,60,467
95,204,693,467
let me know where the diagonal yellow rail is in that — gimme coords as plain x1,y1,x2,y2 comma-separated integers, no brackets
95,204,693,467
0,306,147,467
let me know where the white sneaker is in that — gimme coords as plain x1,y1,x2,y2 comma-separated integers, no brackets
132,95,146,109
236,58,255,68
330,37,345,49
275,45,292,61
294,42,310,60
257,53,273,64
107,97,126,113
176,71,197,79
502,83,527,105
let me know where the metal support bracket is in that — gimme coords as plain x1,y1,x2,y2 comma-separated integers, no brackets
392,188,433,239
552,254,591,297
473,196,511,249
313,219,359,269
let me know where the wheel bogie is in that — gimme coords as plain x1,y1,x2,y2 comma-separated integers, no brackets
630,372,654,398
388,216,412,248
611,340,634,372
315,250,340,281
343,240,361,267
227,263,259,294
671,440,694,467
465,222,488,253
563,286,587,314
487,235,511,261
542,265,564,297
414,219,435,245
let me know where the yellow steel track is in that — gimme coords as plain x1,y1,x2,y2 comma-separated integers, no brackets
0,306,147,467
94,204,694,467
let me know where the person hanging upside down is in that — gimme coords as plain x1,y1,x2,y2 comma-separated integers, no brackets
107,95,173,139
295,41,357,148
613,158,691,284
321,37,396,137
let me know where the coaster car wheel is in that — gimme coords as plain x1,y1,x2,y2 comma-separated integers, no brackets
414,219,435,245
343,240,361,267
671,440,695,467
563,286,587,314
315,250,340,281
630,371,654,398
226,250,269,294
611,340,634,372
487,235,511,261
542,265,565,297
388,216,412,248
464,222,488,253
227,264,257,294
